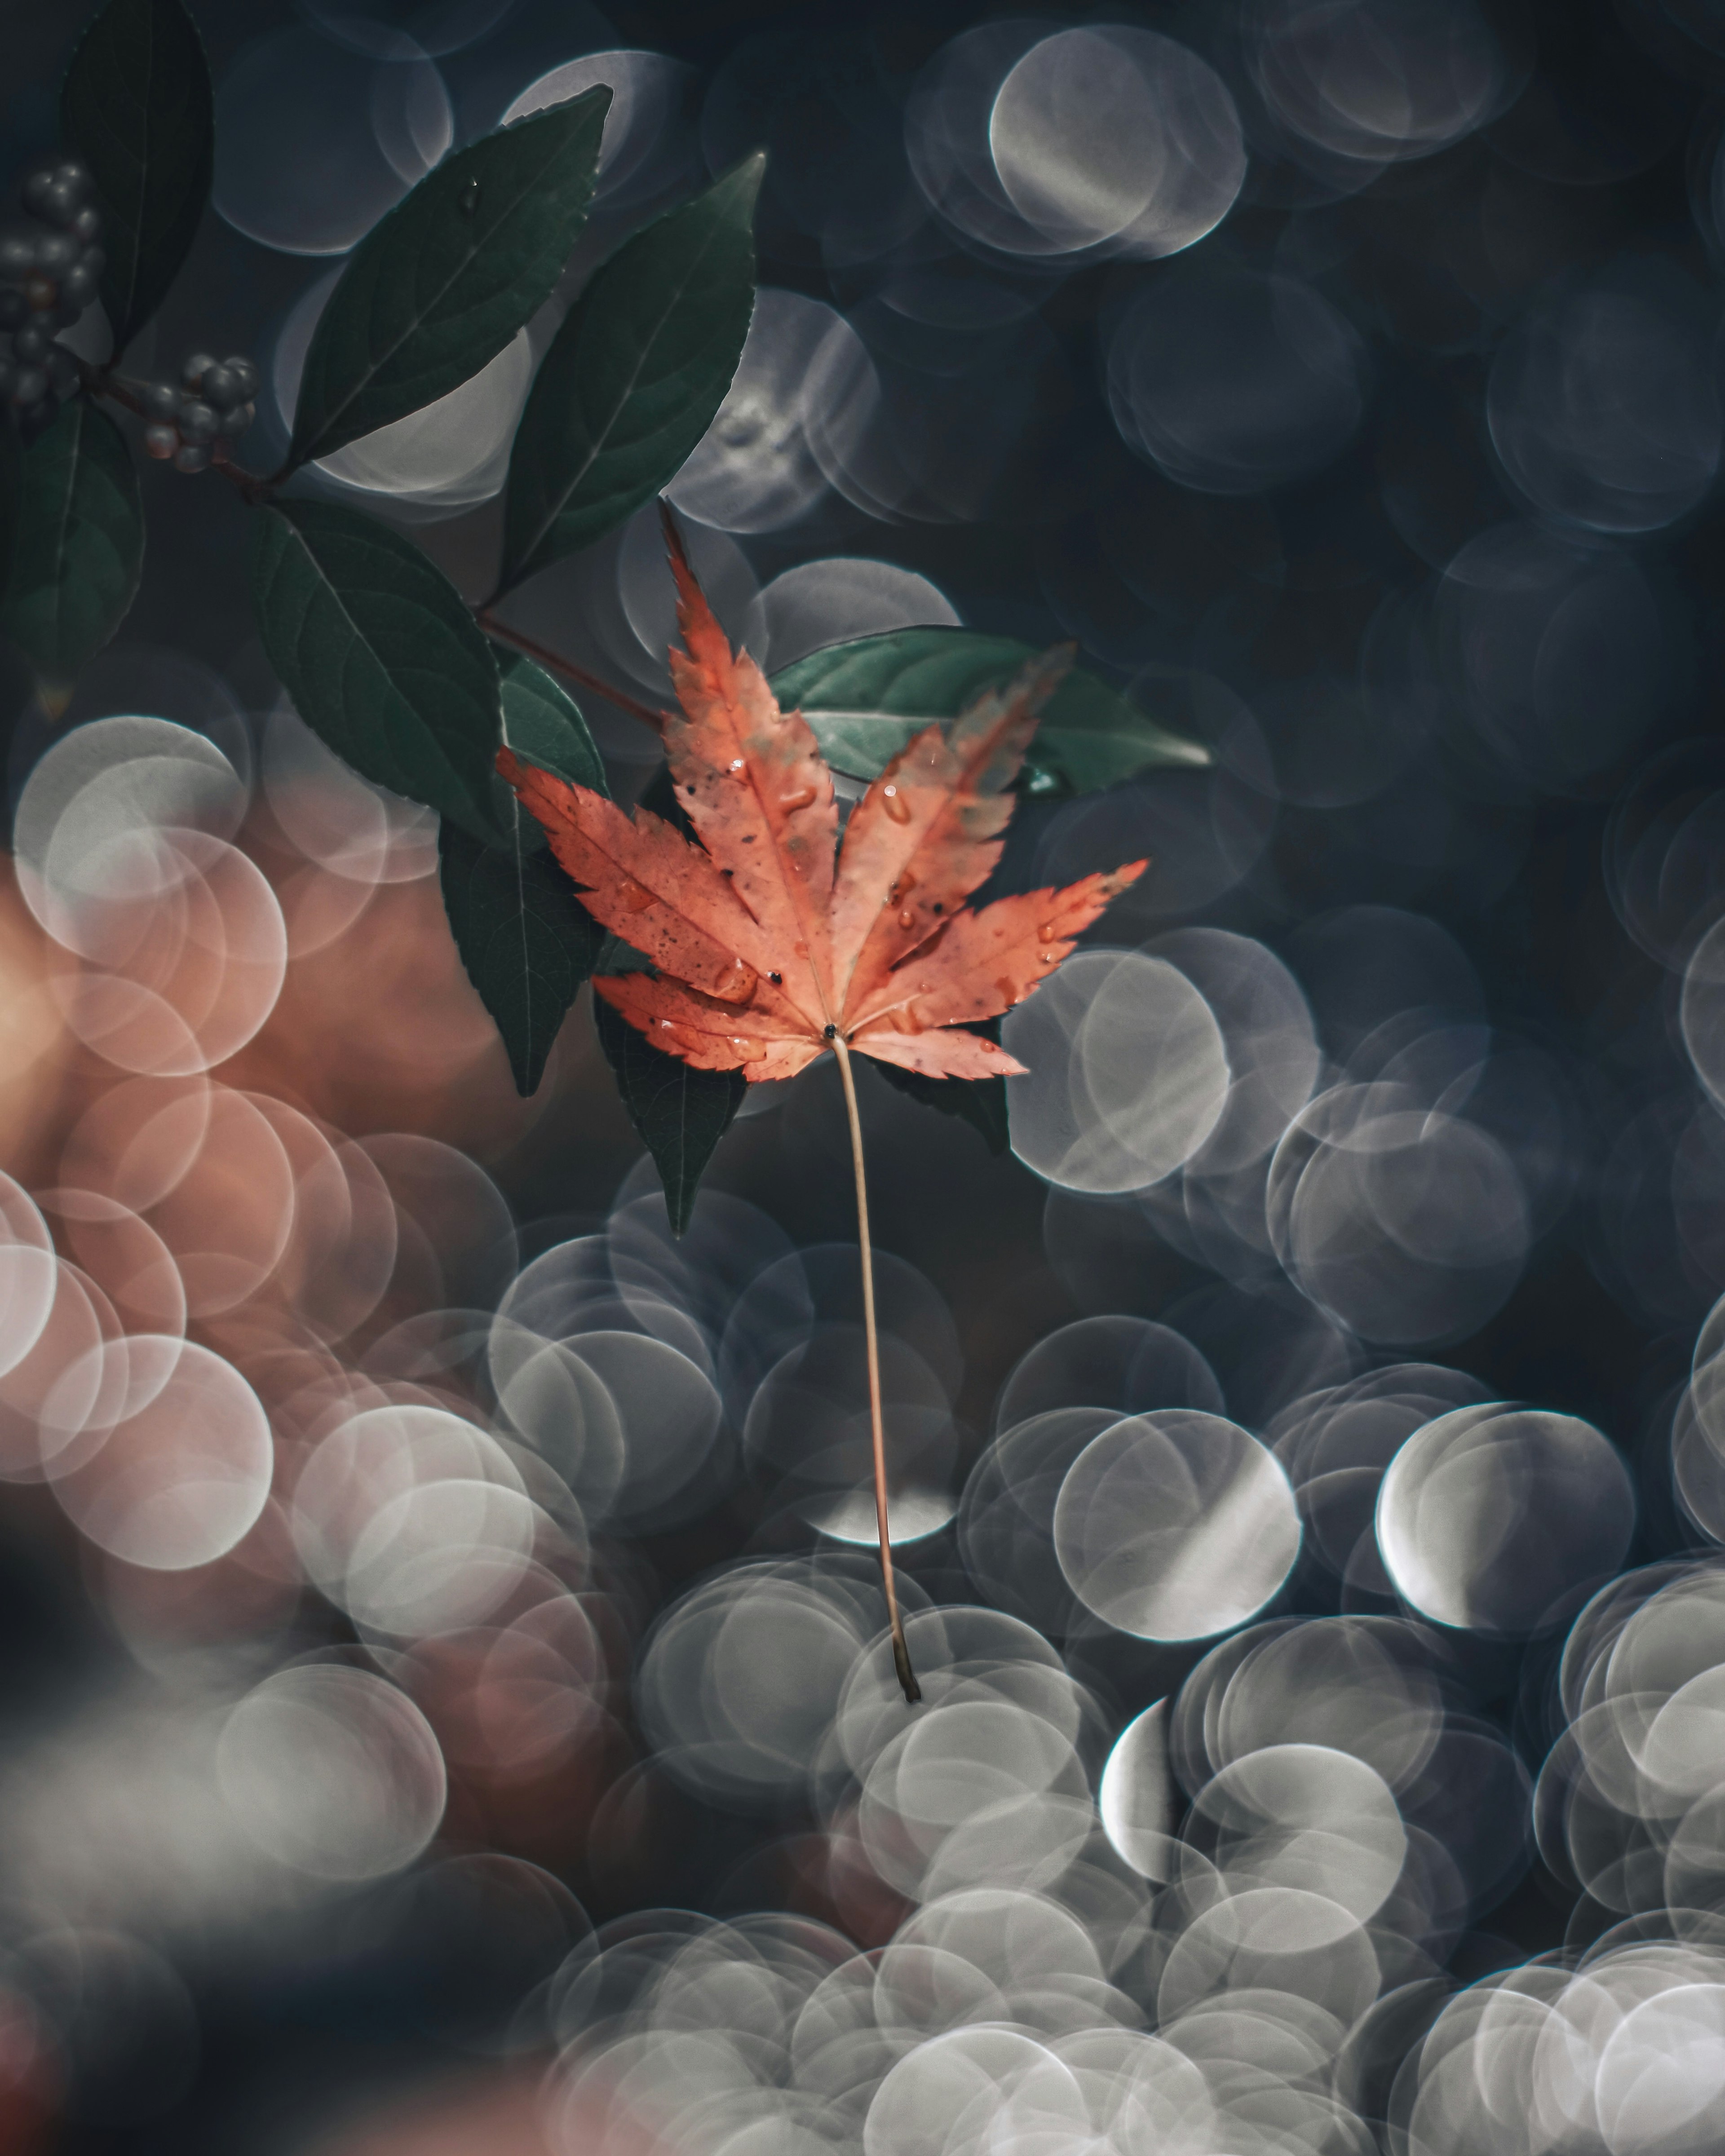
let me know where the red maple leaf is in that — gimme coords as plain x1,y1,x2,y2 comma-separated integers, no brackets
499,525,1147,1082
499,514,1148,1704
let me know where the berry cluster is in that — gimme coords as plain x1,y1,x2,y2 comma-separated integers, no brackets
139,352,259,474
0,154,105,425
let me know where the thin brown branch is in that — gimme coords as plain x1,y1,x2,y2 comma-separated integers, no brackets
474,607,667,733
75,360,272,503
832,1034,921,1706
208,441,272,506
80,360,146,418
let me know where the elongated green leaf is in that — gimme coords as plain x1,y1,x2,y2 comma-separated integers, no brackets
482,643,608,841
1,400,143,688
249,500,502,844
593,994,747,1236
440,647,608,1091
60,0,213,351
871,1018,1011,1155
770,628,1209,798
499,155,764,592
496,645,606,791
440,819,603,1096
288,86,611,470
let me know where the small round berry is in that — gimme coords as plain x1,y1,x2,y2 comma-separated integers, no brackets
59,261,97,309
10,366,47,408
24,174,79,229
23,275,56,314
71,204,101,247
12,325,46,364
173,440,210,473
217,400,255,439
222,355,260,402
181,349,217,391
53,156,92,200
199,360,241,408
33,232,75,274
0,233,34,279
143,423,178,459
140,379,179,422
177,398,219,443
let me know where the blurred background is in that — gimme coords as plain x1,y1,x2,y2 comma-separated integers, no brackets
8,0,1725,2149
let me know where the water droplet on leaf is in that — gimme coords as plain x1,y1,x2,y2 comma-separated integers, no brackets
619,876,656,914
460,180,480,217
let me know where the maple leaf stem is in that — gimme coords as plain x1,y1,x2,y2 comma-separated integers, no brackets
832,1035,922,1707
473,609,668,733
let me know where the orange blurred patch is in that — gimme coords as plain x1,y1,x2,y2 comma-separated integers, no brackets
0,857,72,1189
221,872,551,1160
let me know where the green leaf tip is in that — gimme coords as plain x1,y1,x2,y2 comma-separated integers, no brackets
287,84,612,470
769,626,1210,799
498,153,765,592
439,818,603,1097
593,994,747,1237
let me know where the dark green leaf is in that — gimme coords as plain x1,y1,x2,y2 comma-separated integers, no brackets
445,652,608,1091
288,86,611,470
439,818,603,1096
249,499,502,844
60,0,214,351
496,645,606,790
593,993,747,1236
483,644,607,844
499,155,764,592
1,399,143,688
870,1020,1012,1155
769,627,1209,797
